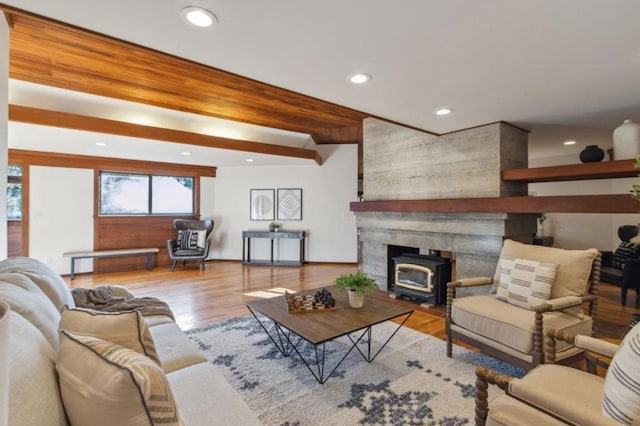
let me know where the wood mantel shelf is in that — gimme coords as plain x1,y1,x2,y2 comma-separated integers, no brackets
503,159,638,183
350,195,640,214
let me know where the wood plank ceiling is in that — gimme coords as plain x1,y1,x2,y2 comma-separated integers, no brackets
1,5,371,158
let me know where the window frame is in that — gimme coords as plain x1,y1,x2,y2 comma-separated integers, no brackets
99,171,195,216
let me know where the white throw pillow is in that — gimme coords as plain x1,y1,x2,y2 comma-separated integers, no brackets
602,322,640,424
57,331,183,426
59,306,160,365
194,230,207,249
496,257,558,309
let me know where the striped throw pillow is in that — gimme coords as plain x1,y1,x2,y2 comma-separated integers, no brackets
602,322,640,424
177,229,200,250
496,257,559,309
57,331,183,426
59,306,160,365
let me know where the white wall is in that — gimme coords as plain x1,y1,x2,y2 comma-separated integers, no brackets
530,149,638,252
29,166,94,273
210,144,358,262
24,144,358,273
0,18,8,260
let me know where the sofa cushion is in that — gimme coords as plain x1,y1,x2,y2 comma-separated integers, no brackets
486,394,568,426
602,322,640,424
8,312,66,426
612,242,640,269
149,322,207,373
508,364,611,426
452,294,592,355
168,361,262,426
59,306,160,365
496,258,558,309
0,257,75,310
492,239,598,299
0,280,61,350
0,302,8,425
57,331,183,426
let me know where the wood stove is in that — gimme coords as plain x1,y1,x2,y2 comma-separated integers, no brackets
392,253,452,305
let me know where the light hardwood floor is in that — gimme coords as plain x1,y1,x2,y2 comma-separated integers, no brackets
66,261,640,341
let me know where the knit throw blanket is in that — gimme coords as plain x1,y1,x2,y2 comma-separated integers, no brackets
71,285,175,320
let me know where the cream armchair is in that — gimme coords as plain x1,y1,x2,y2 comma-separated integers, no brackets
446,239,601,370
474,326,640,425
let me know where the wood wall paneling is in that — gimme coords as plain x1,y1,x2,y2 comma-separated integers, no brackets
93,168,201,274
94,216,183,273
7,221,21,257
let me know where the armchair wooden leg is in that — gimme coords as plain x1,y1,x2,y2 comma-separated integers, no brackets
622,286,629,306
474,368,490,426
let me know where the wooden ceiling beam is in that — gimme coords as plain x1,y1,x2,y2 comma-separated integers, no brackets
9,105,322,165
9,148,217,177
2,6,369,145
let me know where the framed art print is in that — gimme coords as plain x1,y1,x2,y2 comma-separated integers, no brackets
250,189,275,221
277,188,302,220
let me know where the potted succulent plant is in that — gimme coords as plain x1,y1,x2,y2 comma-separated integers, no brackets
334,271,379,308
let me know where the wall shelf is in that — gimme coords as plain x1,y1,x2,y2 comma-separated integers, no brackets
350,194,640,214
502,159,638,183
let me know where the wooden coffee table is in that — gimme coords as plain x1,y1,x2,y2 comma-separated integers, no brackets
246,286,413,384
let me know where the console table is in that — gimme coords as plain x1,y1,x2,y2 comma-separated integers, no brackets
242,231,305,266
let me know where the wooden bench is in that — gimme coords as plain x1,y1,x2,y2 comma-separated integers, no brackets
63,247,159,280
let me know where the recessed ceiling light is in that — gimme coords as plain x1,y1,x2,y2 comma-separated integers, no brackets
563,140,577,145
181,6,217,28
435,108,453,116
246,158,254,163
181,151,192,156
349,73,371,84
95,142,107,147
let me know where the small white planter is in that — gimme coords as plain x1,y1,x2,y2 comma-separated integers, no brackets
347,290,365,308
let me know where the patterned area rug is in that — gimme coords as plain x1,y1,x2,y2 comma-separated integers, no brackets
186,315,525,425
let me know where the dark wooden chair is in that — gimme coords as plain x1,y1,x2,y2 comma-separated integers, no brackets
600,225,640,305
166,219,214,271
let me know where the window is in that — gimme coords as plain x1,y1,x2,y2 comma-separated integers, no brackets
100,172,194,215
7,165,22,220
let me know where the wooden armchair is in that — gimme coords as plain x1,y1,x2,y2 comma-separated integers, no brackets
166,219,214,271
474,326,639,425
446,239,601,370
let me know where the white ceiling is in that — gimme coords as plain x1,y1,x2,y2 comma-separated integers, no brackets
4,0,640,164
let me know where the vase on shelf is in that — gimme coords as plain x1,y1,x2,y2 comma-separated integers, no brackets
579,145,605,163
613,119,640,160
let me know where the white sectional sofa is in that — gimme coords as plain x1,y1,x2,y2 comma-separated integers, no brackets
0,257,261,426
